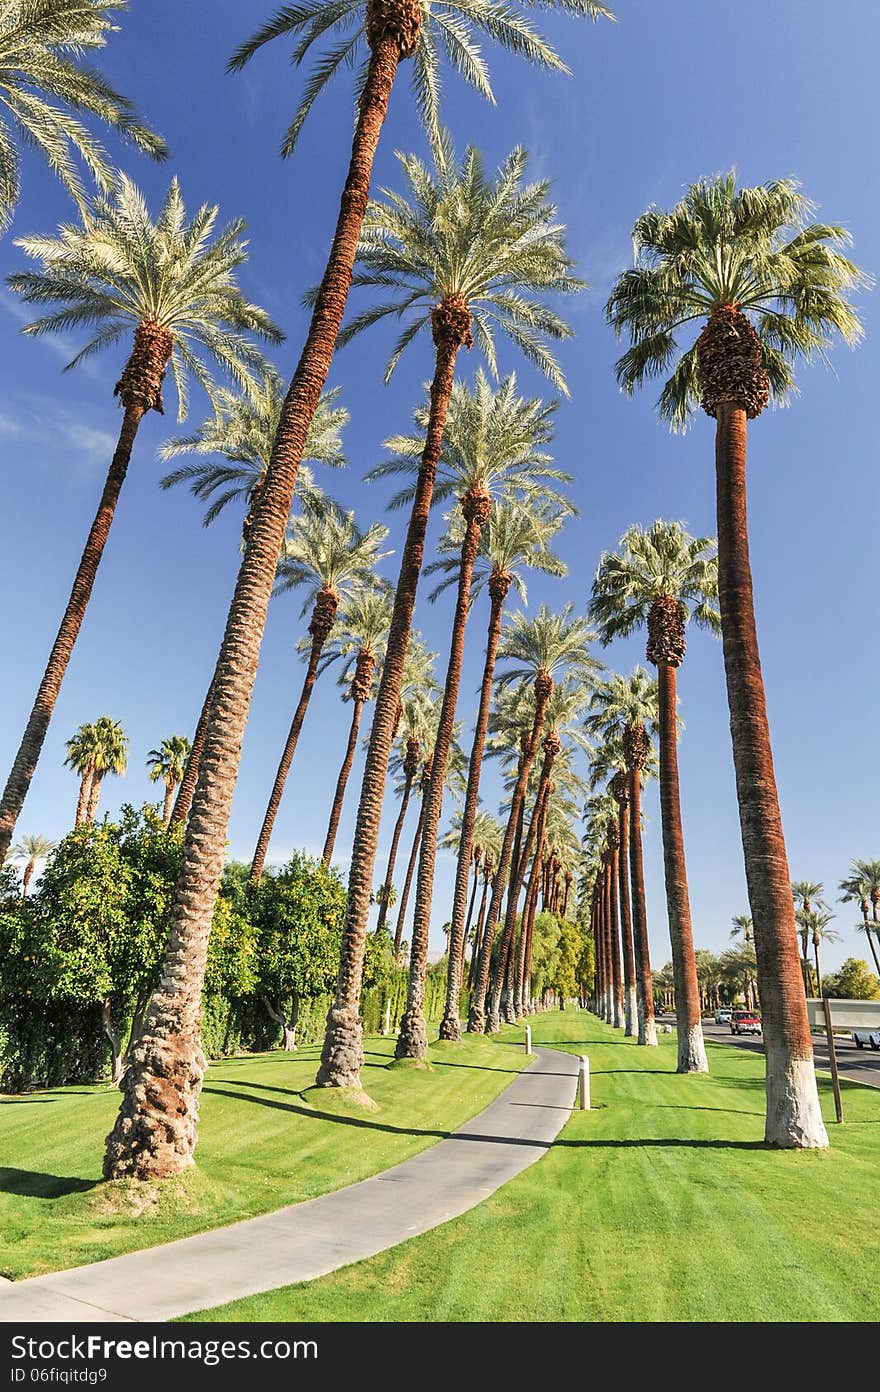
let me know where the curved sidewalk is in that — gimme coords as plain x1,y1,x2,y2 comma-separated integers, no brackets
0,1046,579,1323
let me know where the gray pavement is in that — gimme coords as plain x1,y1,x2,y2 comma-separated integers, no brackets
0,1046,579,1324
695,1019,880,1089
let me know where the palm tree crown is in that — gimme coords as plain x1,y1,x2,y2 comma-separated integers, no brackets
321,585,394,696
585,668,659,753
426,498,567,604
730,913,754,944
496,603,600,694
590,520,720,653
159,373,348,529
275,508,391,621
337,137,583,390
8,175,283,418
370,370,570,509
229,0,614,158
0,0,167,229
147,735,191,788
607,172,867,431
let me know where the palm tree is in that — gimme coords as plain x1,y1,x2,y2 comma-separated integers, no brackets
430,500,567,1037
487,680,590,1032
319,586,394,863
607,173,866,1148
147,736,192,827
250,510,391,880
369,376,571,1058
586,670,660,1046
591,520,719,1073
469,606,599,1033
320,139,582,1080
839,860,880,977
64,720,100,827
803,909,841,997
792,881,828,994
105,0,612,1180
0,0,166,231
730,913,754,944
160,378,349,828
80,715,127,822
0,177,281,868
10,833,55,896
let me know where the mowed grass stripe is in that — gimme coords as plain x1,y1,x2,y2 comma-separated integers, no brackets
185,1012,880,1323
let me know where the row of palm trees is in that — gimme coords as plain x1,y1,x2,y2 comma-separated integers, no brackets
0,4,868,1175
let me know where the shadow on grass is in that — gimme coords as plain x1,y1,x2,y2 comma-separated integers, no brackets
0,1168,98,1198
202,1084,450,1142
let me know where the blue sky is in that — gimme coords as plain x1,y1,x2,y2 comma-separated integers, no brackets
2,0,877,977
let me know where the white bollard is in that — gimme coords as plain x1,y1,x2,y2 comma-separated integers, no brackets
382,1000,391,1036
524,1025,532,1056
578,1055,590,1111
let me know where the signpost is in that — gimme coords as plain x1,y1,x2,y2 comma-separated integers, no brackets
822,996,844,1124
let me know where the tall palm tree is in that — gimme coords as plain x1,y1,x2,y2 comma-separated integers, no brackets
319,586,393,863
792,880,828,994
839,860,880,977
469,606,599,1032
370,375,572,1058
591,520,719,1073
250,510,391,880
0,0,166,231
373,650,439,935
320,138,582,1080
730,914,754,943
430,499,567,1037
146,736,192,827
608,173,867,1148
80,715,127,822
586,670,659,1046
10,833,55,896
105,0,612,1179
0,177,281,868
801,909,841,997
160,378,349,828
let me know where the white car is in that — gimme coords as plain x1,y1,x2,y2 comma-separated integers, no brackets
714,1008,732,1024
852,1027,880,1050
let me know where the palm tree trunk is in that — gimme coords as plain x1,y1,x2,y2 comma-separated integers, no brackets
522,859,544,1013
375,765,414,936
171,671,216,826
105,27,412,1178
0,405,145,864
715,402,826,1148
629,768,657,1046
467,872,491,991
86,773,104,824
319,296,473,1087
603,859,615,1022
464,859,480,944
22,857,35,896
439,577,508,1040
487,738,558,1032
393,795,426,955
657,659,708,1073
616,794,637,1037
608,848,625,1028
74,770,93,828
515,788,548,1017
322,697,364,864
813,941,822,999
251,591,337,882
162,781,175,828
397,492,487,1059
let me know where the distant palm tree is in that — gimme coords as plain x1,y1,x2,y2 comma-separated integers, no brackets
431,499,567,1038
319,586,393,863
469,606,599,1033
608,172,866,1147
591,520,719,1073
64,721,100,827
72,716,127,823
147,736,192,827
10,833,55,896
586,670,660,1046
371,374,572,1059
250,510,391,880
0,177,281,866
730,914,754,944
320,138,582,1081
839,860,880,977
0,0,166,231
792,881,828,993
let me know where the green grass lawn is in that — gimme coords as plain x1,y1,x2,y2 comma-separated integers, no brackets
0,1032,528,1279
184,1011,880,1323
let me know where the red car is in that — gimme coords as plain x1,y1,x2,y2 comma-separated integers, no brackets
730,1009,762,1036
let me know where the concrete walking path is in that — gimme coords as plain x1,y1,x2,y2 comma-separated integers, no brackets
0,1046,579,1323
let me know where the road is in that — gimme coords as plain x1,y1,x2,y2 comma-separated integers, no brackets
665,1017,880,1090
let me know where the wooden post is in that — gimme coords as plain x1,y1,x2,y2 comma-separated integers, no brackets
822,996,844,1124
524,1025,532,1056
579,1055,590,1111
